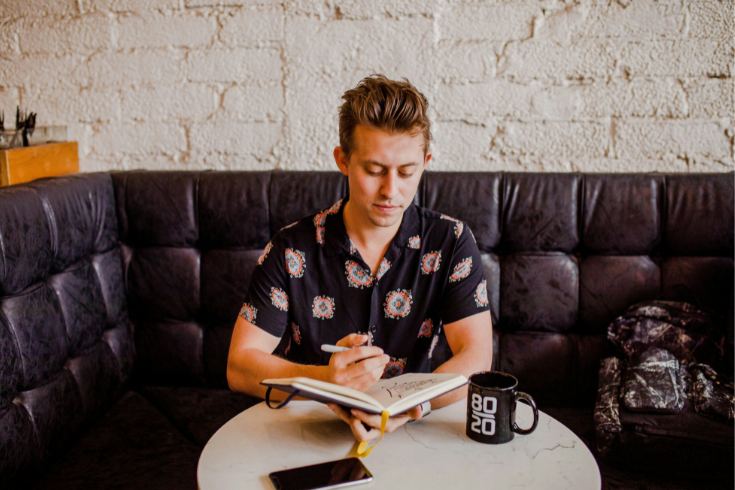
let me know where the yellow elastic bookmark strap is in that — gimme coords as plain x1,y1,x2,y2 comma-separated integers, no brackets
355,411,389,458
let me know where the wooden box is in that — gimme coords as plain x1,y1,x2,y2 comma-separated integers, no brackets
0,141,79,186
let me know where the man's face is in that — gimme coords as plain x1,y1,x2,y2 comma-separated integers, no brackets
335,125,431,229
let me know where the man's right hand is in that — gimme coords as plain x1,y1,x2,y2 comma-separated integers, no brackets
324,334,389,392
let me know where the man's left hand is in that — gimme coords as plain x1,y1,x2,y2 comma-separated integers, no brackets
327,403,422,442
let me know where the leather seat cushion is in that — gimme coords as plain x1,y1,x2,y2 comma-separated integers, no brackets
544,407,734,490
27,392,200,490
136,386,262,448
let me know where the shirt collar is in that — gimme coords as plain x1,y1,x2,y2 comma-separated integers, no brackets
394,204,421,250
323,199,421,258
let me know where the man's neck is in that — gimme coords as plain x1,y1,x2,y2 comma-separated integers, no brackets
343,200,403,270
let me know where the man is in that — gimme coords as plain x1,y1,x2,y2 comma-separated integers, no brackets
227,74,493,443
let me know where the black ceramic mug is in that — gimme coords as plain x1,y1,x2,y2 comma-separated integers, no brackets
466,371,539,444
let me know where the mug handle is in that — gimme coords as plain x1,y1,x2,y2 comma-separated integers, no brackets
512,392,538,435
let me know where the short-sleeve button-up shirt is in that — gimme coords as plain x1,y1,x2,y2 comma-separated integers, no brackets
241,198,489,378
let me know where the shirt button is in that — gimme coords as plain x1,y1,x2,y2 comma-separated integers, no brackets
370,325,377,332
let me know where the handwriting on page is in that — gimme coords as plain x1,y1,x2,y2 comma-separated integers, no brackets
383,380,435,399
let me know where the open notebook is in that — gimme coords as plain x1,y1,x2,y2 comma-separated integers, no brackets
261,372,468,416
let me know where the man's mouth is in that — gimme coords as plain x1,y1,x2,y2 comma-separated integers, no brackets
374,204,399,213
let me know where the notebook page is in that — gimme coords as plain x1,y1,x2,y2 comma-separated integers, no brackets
365,373,466,413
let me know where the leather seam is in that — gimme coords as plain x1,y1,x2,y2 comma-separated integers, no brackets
93,174,116,253
264,171,273,247
52,257,92,276
133,388,206,449
0,311,25,396
498,172,505,246
123,173,130,245
32,189,58,266
660,175,668,294
578,174,585,255
194,173,201,329
11,401,41,464
577,174,585,337
194,172,201,246
0,281,45,301
0,221,5,292
268,170,276,238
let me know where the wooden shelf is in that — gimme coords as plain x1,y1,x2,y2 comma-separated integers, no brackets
0,142,79,186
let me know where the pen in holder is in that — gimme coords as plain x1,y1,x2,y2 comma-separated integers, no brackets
0,107,40,149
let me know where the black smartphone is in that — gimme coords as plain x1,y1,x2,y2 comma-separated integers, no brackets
268,457,373,490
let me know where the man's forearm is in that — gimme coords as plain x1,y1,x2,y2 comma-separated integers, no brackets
430,345,493,409
227,348,327,399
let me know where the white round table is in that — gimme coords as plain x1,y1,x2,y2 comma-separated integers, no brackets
198,400,601,490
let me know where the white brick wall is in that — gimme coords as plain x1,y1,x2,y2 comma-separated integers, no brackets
19,14,111,54
0,0,731,173
186,48,282,82
117,11,218,49
219,7,285,46
91,122,187,155
24,86,121,123
121,84,215,121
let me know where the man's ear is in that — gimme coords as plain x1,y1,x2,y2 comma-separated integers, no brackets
422,151,432,170
334,146,349,176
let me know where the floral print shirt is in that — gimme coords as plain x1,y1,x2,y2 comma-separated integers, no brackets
240,199,490,378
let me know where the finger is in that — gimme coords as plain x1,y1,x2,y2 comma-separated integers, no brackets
338,352,388,377
335,334,370,348
345,354,390,376
328,404,352,424
352,408,411,434
343,354,388,377
351,409,409,437
407,406,423,420
344,364,388,391
348,360,388,385
350,409,383,429
336,346,385,366
384,415,411,433
331,408,374,442
351,418,381,442
328,357,384,388
330,405,377,442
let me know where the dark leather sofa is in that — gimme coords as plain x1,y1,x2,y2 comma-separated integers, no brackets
0,170,732,489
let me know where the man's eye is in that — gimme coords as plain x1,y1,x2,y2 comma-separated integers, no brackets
400,173,414,178
367,170,382,176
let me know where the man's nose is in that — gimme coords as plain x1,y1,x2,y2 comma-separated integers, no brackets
380,172,399,199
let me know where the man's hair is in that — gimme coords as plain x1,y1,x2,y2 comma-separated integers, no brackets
338,74,432,159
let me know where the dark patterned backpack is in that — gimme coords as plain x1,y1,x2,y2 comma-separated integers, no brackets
594,301,734,478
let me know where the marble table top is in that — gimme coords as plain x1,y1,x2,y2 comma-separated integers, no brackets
198,400,601,490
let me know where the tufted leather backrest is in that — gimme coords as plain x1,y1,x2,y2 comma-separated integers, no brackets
1,170,730,486
111,171,349,387
424,172,733,405
0,173,134,483
113,170,734,407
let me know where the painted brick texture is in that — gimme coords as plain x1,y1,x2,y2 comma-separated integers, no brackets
0,0,731,173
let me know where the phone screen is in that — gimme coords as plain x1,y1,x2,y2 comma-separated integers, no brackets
268,458,373,490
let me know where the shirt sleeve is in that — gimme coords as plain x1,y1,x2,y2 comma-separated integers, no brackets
439,224,491,325
240,235,290,339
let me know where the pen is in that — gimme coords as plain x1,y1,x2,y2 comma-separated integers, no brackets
321,344,350,353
